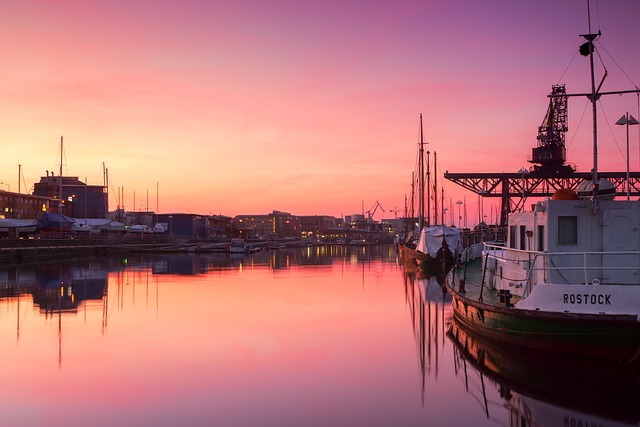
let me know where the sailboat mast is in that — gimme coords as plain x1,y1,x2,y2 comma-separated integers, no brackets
59,136,63,180
17,164,21,219
418,114,425,230
426,150,431,227
433,151,438,225
103,162,109,216
59,136,64,213
410,172,415,227
404,194,408,233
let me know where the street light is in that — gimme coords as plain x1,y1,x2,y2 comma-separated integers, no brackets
455,200,463,228
615,112,639,201
0,182,10,192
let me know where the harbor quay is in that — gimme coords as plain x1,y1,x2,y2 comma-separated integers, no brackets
0,170,499,263
0,222,499,265
0,235,173,264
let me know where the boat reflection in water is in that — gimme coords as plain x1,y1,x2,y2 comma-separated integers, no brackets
448,319,640,426
402,263,452,404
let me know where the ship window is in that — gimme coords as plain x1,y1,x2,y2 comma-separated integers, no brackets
519,226,526,250
509,226,516,249
557,216,577,245
537,225,544,251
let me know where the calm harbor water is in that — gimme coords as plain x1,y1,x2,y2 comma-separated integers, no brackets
0,245,637,427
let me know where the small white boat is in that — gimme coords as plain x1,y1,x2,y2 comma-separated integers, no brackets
72,223,93,233
229,238,248,253
128,224,153,233
0,219,37,234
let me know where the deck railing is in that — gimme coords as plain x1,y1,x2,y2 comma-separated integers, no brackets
483,243,640,296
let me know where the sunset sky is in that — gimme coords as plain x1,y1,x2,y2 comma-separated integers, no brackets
1,0,640,223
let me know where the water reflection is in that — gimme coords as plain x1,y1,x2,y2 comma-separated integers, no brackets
402,260,640,426
448,319,640,426
147,244,399,275
0,244,396,316
402,265,452,405
0,258,119,370
6,244,633,425
0,244,399,343
0,259,115,313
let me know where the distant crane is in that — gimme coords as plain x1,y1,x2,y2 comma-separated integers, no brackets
389,207,399,219
366,201,385,220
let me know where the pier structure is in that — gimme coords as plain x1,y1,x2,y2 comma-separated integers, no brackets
444,170,640,227
446,83,640,227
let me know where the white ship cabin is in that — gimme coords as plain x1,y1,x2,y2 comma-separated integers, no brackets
487,186,640,296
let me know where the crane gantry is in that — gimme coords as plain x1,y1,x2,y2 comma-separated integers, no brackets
366,201,385,220
445,84,640,226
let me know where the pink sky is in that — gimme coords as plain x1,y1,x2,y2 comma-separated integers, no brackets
1,0,639,222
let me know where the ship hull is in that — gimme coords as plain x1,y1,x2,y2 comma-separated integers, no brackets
447,284,640,362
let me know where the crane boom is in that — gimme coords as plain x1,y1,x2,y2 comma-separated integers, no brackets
366,201,385,219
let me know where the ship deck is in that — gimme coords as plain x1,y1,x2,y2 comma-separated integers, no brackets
449,261,521,307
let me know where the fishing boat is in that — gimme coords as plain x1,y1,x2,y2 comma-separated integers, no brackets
446,11,640,362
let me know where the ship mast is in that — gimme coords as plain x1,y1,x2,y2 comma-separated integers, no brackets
582,0,600,205
433,151,438,225
418,114,425,230
426,150,431,227
59,136,64,213
410,172,415,227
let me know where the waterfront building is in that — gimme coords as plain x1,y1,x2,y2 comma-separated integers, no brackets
155,213,208,239
208,215,233,239
233,214,271,238
234,211,301,239
32,172,108,218
269,210,299,238
299,215,343,240
0,190,52,220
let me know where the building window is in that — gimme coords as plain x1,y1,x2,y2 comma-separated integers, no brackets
557,216,577,245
